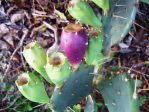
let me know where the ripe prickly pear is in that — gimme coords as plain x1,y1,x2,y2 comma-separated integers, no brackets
45,52,71,87
68,0,102,28
16,72,49,103
23,41,51,83
60,23,88,66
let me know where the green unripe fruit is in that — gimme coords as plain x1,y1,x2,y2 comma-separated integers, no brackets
16,72,49,103
23,41,51,83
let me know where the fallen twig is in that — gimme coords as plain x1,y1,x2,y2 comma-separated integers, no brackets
3,29,29,78
43,21,60,55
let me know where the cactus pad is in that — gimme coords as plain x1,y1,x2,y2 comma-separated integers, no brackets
98,73,139,112
85,33,104,68
92,0,109,13
68,0,102,28
103,0,138,55
50,64,94,112
141,0,149,4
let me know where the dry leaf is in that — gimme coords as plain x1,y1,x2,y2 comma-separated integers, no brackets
11,13,25,24
0,24,9,37
3,35,14,46
0,40,10,50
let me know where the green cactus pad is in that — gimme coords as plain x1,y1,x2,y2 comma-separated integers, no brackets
141,0,149,4
45,52,71,87
50,64,94,112
85,33,104,68
98,73,139,112
103,0,138,55
16,72,49,103
23,41,51,83
92,0,109,13
68,0,102,28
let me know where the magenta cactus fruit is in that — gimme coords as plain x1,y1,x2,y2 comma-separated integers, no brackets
60,23,88,66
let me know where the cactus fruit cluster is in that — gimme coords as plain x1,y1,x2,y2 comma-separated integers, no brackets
16,0,143,111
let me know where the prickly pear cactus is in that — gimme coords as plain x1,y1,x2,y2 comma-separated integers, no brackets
16,72,49,103
45,52,71,87
103,0,138,55
98,73,139,112
85,33,104,68
23,41,51,83
68,0,102,28
50,64,94,112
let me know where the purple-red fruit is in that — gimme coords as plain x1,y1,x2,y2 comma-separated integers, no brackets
60,24,88,66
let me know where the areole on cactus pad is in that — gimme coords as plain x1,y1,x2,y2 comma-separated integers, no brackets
60,23,88,66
